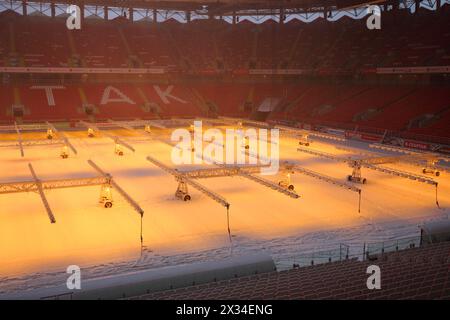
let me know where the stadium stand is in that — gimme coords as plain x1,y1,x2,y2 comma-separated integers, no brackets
0,0,449,303
0,85,14,122
121,22,174,68
129,240,450,300
15,17,71,67
0,6,449,143
1,82,449,140
18,85,84,121
0,84,205,120
168,20,220,71
1,7,449,71
71,20,129,68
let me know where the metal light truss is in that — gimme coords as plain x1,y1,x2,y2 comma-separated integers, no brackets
14,122,24,157
197,148,299,199
240,142,362,207
308,131,347,142
276,124,346,142
296,145,443,209
181,165,266,179
145,133,177,149
362,152,445,167
297,146,438,186
298,145,429,167
0,181,40,194
401,158,450,173
107,119,161,140
360,154,422,165
362,163,437,185
0,138,67,148
0,176,108,194
107,119,177,149
0,123,49,132
287,165,361,193
369,143,420,155
146,155,230,208
215,118,346,143
78,120,136,153
297,146,353,163
110,119,167,129
0,160,144,223
146,155,181,176
28,163,56,223
180,176,230,208
46,122,78,155
334,145,377,157
199,151,298,199
0,122,77,157
283,163,362,212
369,143,450,162
368,143,450,180
87,160,144,216
204,117,278,149
243,145,360,206
363,162,440,207
0,163,108,223
240,171,300,199
107,119,138,132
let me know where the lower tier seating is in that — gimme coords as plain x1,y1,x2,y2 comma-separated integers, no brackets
0,83,448,140
129,241,450,300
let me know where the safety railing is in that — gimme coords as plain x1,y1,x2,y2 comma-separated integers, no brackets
364,236,421,259
276,235,422,271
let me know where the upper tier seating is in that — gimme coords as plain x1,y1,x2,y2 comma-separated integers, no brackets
129,240,450,300
70,21,129,68
14,17,71,67
120,22,175,68
217,20,254,70
0,7,449,71
168,20,220,71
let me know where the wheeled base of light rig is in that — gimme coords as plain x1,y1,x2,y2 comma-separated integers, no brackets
175,180,191,201
422,168,440,176
99,184,114,208
298,141,310,147
347,165,367,184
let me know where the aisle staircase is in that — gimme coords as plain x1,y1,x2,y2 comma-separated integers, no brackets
137,87,161,118
117,26,142,68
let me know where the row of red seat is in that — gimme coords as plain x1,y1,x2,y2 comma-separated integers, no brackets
128,241,450,300
1,6,449,70
0,85,203,121
0,83,448,139
267,84,450,137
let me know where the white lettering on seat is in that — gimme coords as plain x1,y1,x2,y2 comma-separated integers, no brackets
100,86,136,105
31,86,65,106
153,85,187,104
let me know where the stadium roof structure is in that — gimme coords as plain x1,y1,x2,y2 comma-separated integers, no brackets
4,0,395,14
2,0,444,23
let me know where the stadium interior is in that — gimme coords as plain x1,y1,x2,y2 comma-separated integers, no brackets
0,0,449,301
